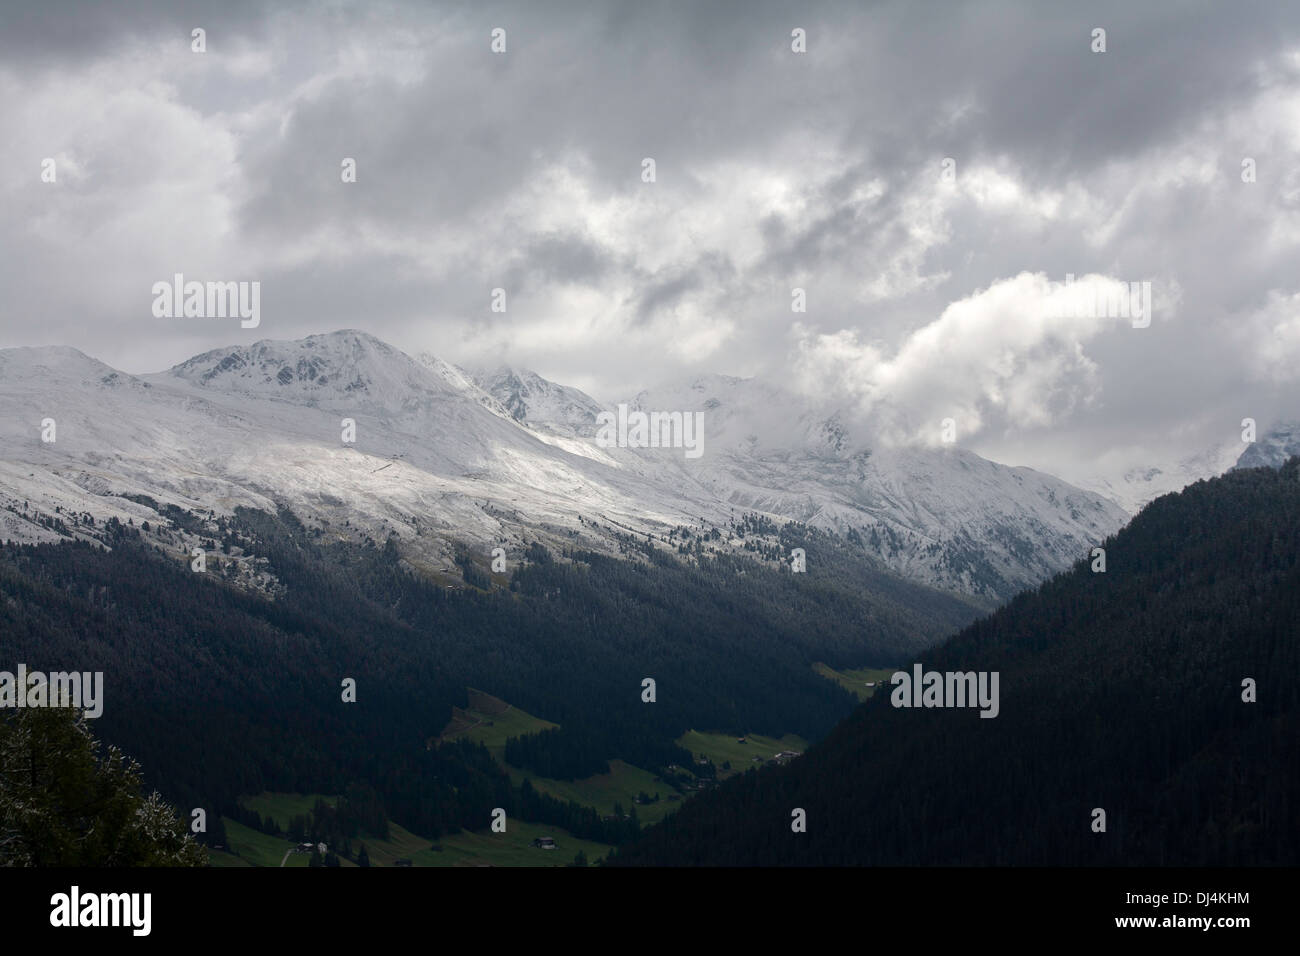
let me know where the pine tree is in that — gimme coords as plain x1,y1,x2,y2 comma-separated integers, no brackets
0,708,206,866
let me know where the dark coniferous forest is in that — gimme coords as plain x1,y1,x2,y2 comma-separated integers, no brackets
0,505,977,849
609,462,1300,866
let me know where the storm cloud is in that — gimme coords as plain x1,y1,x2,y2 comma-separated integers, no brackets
3,0,1300,486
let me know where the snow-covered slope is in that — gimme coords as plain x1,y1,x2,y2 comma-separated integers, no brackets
458,363,612,464
0,334,681,571
0,331,1127,600
1081,441,1244,516
1234,421,1300,471
471,365,605,436
481,368,1128,597
1079,421,1294,515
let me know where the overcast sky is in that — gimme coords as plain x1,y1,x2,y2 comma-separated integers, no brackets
3,0,1300,485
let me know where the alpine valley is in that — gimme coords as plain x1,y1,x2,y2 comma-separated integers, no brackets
0,329,1255,867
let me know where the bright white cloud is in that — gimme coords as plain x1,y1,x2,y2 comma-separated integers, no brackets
792,272,1143,444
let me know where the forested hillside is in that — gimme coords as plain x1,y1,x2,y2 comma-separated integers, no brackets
611,461,1300,866
0,506,978,846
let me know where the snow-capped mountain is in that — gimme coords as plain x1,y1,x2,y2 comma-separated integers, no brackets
481,366,1128,597
0,331,1127,600
1081,440,1246,516
1079,419,1298,515
471,365,605,437
1234,421,1300,471
0,333,668,561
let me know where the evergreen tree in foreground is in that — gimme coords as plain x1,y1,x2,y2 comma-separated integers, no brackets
0,707,206,867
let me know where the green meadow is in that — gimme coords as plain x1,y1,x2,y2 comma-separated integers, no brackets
212,688,820,866
812,662,897,701
211,791,611,868
676,729,809,779
441,691,684,824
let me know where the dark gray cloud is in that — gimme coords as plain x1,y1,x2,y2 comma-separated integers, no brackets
4,0,1300,487
0,0,281,65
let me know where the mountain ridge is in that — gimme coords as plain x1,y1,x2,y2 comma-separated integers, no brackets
1,329,1126,600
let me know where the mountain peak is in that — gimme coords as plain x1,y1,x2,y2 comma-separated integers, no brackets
1234,421,1300,471
473,364,605,432
0,344,144,390
160,329,448,407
